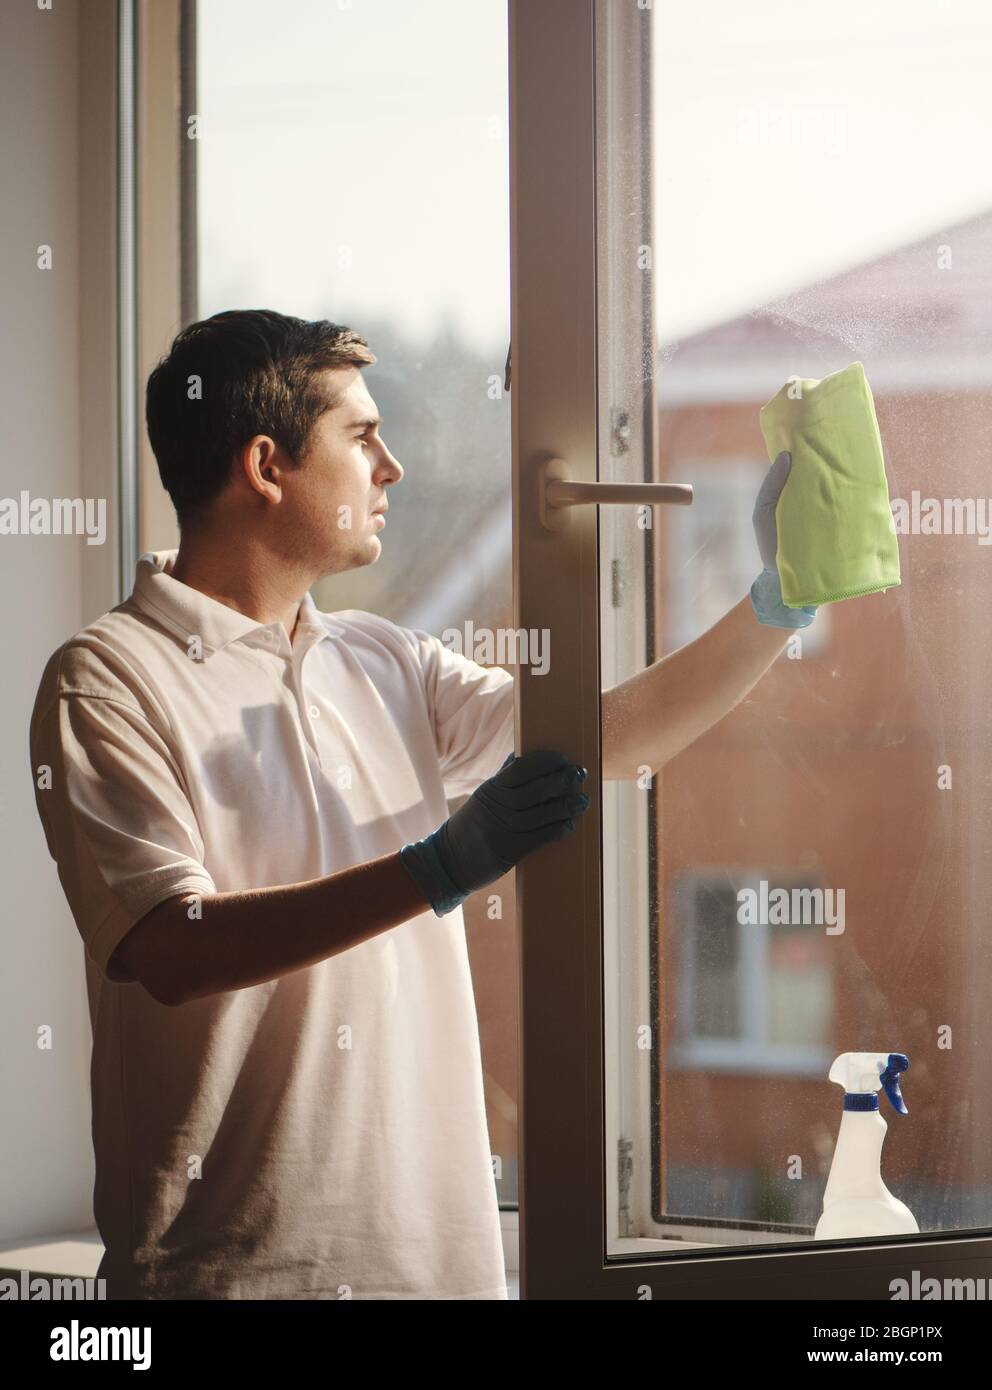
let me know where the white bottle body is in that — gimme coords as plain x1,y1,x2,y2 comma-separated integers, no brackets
815,1109,918,1239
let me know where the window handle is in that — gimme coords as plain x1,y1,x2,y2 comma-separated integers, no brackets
538,457,693,532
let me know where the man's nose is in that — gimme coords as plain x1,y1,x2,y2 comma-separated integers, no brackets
378,443,403,482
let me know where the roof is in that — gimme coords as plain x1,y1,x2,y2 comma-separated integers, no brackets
657,206,992,404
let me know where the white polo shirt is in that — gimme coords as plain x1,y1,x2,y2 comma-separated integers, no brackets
29,548,515,1300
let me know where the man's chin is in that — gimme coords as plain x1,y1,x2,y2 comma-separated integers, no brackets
346,537,383,570
315,537,382,580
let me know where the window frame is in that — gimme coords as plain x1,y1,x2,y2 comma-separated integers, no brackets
510,0,992,1299
135,0,186,557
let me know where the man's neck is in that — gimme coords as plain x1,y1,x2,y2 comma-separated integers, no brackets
170,531,312,646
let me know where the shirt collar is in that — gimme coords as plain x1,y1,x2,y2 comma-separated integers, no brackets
131,548,345,658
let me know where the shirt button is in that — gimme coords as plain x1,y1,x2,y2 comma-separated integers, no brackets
308,704,320,719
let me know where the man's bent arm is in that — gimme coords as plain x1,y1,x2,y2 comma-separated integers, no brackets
601,593,790,780
114,849,432,1007
119,592,786,1004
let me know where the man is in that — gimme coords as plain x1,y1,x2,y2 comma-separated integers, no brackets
29,309,812,1301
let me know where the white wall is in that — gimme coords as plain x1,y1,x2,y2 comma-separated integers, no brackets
0,0,118,1243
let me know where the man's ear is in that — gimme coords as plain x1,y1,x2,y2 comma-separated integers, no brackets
241,435,283,504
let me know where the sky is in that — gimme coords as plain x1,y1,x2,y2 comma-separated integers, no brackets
198,0,992,349
654,0,992,340
197,0,509,350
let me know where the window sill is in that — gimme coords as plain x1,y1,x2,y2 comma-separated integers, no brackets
0,1229,103,1282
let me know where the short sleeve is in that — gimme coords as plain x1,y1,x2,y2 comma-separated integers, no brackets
407,628,515,800
31,692,217,984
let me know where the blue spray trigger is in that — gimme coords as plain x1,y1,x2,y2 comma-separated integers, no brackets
881,1052,909,1115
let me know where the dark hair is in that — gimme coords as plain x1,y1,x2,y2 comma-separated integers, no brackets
145,308,376,526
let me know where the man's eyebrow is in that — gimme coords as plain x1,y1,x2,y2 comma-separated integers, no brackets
344,414,381,430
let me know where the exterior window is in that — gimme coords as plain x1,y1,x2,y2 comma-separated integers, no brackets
672,871,833,1072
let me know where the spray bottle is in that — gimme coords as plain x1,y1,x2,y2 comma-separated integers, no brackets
815,1051,918,1240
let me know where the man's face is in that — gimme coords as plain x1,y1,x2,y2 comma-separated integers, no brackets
283,366,403,577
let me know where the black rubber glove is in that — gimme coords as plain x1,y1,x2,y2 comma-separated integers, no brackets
399,749,590,916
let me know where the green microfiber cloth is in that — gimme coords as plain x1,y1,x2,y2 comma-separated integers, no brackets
759,361,901,607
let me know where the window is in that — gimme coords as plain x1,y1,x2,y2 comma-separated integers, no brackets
672,870,833,1068
672,869,834,1072
193,0,519,1201
513,0,992,1296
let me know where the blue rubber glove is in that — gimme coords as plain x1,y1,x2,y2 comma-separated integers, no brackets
750,450,818,629
400,749,590,917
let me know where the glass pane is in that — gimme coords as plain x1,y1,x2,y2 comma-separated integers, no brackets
197,0,516,1198
603,0,992,1255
